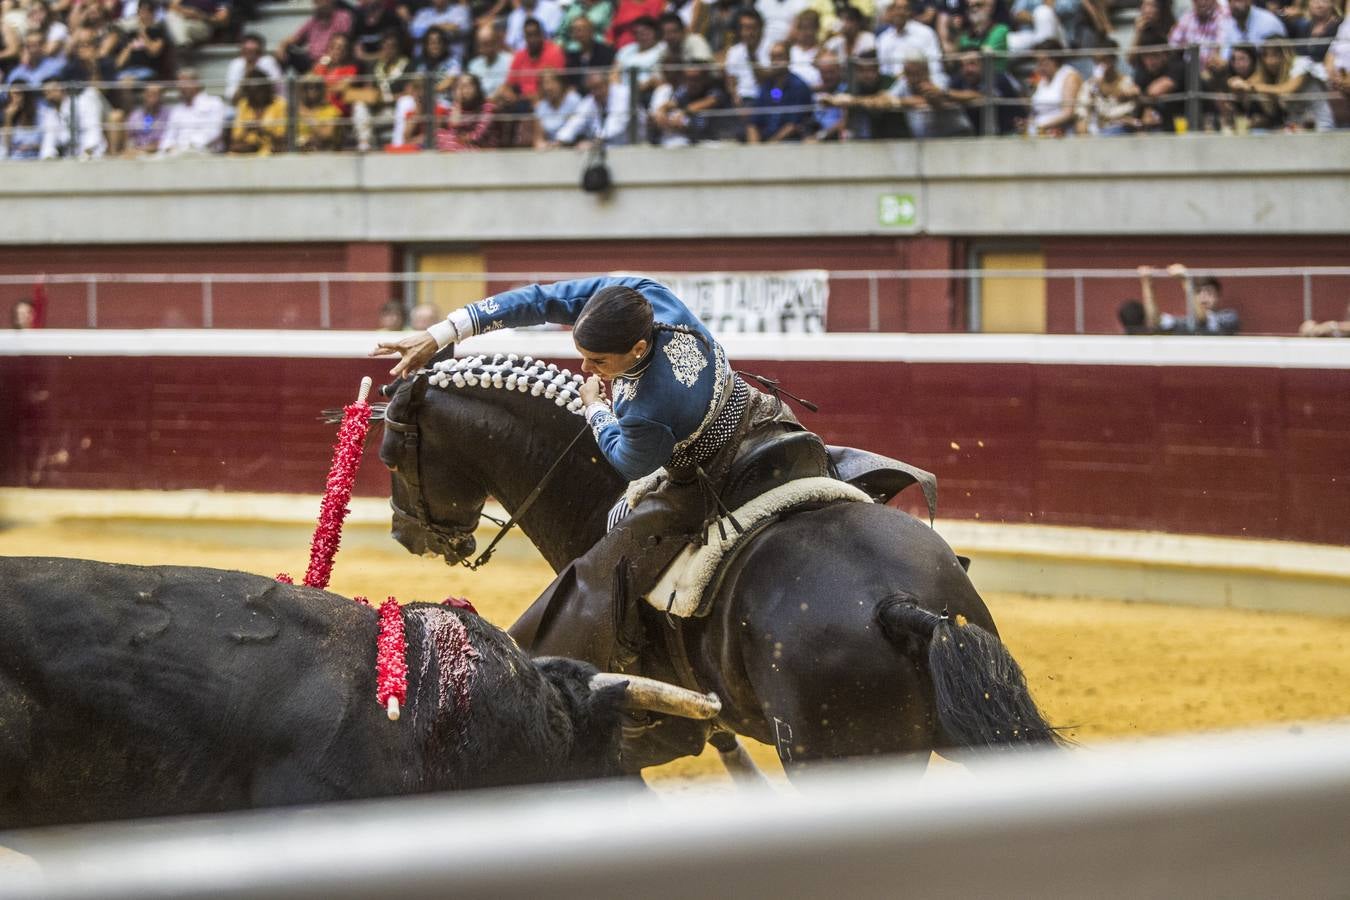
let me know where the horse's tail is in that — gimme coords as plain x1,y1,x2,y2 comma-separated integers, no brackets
876,594,1064,751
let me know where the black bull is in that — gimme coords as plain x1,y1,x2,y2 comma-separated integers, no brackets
0,556,696,829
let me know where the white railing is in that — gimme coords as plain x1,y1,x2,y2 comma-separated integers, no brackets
4,266,1349,333
2,722,1348,899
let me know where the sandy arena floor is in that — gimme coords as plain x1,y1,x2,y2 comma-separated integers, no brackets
3,517,1349,787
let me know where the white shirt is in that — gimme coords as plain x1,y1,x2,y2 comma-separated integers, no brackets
822,31,876,60
876,20,945,85
158,91,229,154
1330,17,1350,72
556,81,631,145
648,81,690,146
505,0,564,50
468,51,513,97
725,40,773,99
224,54,284,104
38,89,107,159
616,40,665,83
789,43,822,87
756,0,812,46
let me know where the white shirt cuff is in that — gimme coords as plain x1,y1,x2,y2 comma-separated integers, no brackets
584,401,612,423
428,308,475,350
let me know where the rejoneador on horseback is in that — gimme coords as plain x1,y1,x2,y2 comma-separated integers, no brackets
375,276,832,673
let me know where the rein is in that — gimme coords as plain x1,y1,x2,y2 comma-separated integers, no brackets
461,421,592,571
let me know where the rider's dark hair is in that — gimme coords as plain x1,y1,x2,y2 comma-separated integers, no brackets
574,285,655,353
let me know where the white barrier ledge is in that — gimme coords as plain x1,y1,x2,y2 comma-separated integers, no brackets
2,330,1348,369
3,722,1348,900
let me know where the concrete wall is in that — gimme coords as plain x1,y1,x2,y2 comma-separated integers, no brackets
1,135,1347,246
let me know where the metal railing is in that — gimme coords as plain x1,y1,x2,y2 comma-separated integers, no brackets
4,266,1348,333
1,38,1346,160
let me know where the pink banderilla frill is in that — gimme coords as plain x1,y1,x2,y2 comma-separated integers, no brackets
376,597,408,720
303,390,372,590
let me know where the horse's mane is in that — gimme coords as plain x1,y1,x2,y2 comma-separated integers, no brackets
425,354,588,415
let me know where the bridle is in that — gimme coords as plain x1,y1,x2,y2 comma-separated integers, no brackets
383,371,591,572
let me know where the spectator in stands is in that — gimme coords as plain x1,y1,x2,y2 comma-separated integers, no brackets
10,298,36,328
225,33,283,104
415,26,460,92
1224,0,1285,51
757,0,812,46
945,48,1024,133
1288,0,1341,61
505,0,562,51
295,73,342,149
229,71,287,153
1007,0,1068,52
835,48,907,137
351,0,403,62
1238,39,1334,129
1130,0,1175,52
1327,17,1350,126
564,16,614,92
806,49,847,140
1116,299,1150,333
313,31,383,149
558,0,614,52
1130,29,1185,131
411,0,471,66
1076,40,1139,133
377,299,406,329
704,0,748,55
555,68,630,143
37,74,108,157
1138,264,1240,334
112,0,170,80
409,302,441,330
951,0,1008,65
1168,0,1229,67
787,8,822,87
606,0,662,49
388,73,449,147
5,28,67,89
468,22,511,97
1,83,43,158
652,49,735,143
18,0,70,58
877,0,944,84
658,10,711,63
164,0,231,49
1299,302,1350,337
746,40,815,141
1221,43,1274,129
158,67,227,153
826,46,973,136
276,0,354,74
371,28,410,106
726,7,771,104
117,78,168,153
1026,39,1079,135
507,16,564,99
822,5,876,61
532,67,580,145
436,70,496,147
614,15,662,97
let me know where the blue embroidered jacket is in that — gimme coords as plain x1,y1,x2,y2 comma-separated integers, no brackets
464,276,731,481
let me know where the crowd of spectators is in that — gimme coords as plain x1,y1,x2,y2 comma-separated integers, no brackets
1,0,1347,158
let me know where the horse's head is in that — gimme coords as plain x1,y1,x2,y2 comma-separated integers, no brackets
379,373,485,565
378,352,593,567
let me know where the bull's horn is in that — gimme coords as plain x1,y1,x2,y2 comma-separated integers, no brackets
589,673,722,720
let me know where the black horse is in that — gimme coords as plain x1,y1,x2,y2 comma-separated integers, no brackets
380,353,1059,775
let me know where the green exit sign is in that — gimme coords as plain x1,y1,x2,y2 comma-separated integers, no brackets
878,193,918,228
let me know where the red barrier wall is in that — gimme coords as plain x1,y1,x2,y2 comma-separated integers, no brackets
5,356,1346,545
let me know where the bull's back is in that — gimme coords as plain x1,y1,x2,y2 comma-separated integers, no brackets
0,557,383,825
